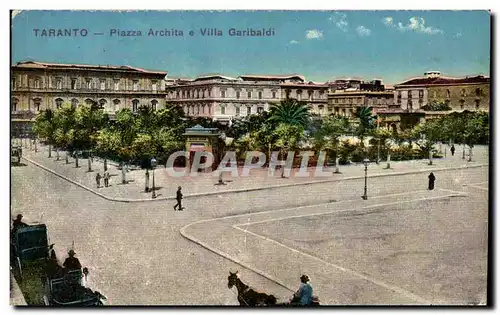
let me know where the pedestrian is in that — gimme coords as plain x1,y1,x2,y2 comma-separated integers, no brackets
174,186,183,211
428,172,436,190
104,171,110,187
95,172,102,188
451,144,456,156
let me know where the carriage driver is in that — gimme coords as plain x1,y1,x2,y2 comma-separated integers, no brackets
294,275,313,306
63,249,82,270
12,214,27,233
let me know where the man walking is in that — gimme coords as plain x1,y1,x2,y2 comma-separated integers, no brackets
95,172,102,188
451,144,456,156
104,171,110,187
174,186,184,211
428,172,436,190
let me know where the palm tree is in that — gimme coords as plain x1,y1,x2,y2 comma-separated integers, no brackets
267,99,310,127
354,106,377,146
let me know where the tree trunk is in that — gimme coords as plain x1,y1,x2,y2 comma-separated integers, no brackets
65,152,69,164
75,155,79,168
145,170,150,192
104,158,108,171
56,149,60,161
468,146,473,162
386,152,391,169
462,146,466,159
48,144,52,158
428,148,433,165
335,156,340,173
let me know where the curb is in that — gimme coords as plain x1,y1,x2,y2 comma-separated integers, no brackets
23,156,488,203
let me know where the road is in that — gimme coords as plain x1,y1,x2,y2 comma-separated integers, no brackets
11,161,488,305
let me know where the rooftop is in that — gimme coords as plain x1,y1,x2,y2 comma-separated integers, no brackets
12,61,168,75
396,75,490,87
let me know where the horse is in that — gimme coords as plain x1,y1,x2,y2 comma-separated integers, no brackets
227,271,277,306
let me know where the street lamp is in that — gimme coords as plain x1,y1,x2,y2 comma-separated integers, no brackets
362,158,370,200
151,158,157,199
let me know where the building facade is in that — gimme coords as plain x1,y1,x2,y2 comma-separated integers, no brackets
11,61,168,135
165,74,328,122
328,91,395,118
393,71,490,114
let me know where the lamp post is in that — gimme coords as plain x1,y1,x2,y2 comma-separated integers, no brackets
362,158,370,200
151,158,157,199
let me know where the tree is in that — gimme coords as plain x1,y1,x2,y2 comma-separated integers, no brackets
33,109,56,158
354,106,377,147
463,111,489,161
113,109,138,182
268,99,310,128
52,104,76,164
372,127,394,168
273,123,305,177
312,115,351,170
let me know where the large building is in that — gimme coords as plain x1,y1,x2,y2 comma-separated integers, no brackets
11,61,168,135
165,74,328,122
376,71,490,131
328,90,395,118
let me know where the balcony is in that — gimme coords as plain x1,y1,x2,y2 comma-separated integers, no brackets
12,86,165,95
11,110,37,120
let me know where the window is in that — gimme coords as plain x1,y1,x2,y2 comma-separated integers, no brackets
236,91,240,99
132,99,139,112
247,91,252,98
408,99,413,110
358,97,363,104
71,78,77,89
33,98,41,112
407,90,412,99
308,91,313,100
151,99,158,111
297,90,302,101
133,80,139,91
34,78,41,89
55,98,63,109
208,89,211,97
235,106,240,117
220,105,226,115
257,107,264,114
247,106,252,115
71,98,79,108
433,91,437,98
475,99,480,109
459,99,465,110
419,90,424,98
85,99,95,105
56,79,63,90
11,98,18,112
12,77,16,90
258,91,263,99
100,80,106,91
272,91,276,99
152,80,157,92
461,89,466,97
113,99,121,111
318,105,325,113
86,79,92,89
334,99,338,104
446,89,451,98
221,90,226,98
196,105,200,115
476,88,482,97
99,99,107,109
114,80,120,91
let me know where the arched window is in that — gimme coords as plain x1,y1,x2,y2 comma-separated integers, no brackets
85,98,95,105
71,98,79,108
11,97,19,112
55,98,64,109
151,99,158,111
132,99,139,112
220,105,226,115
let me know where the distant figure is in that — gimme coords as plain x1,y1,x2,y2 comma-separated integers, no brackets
174,186,183,211
218,171,226,185
294,275,313,306
428,172,436,190
63,249,82,271
451,144,456,156
12,214,27,233
103,171,110,187
95,172,102,188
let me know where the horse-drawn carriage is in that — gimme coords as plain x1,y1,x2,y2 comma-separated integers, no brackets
11,223,106,306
